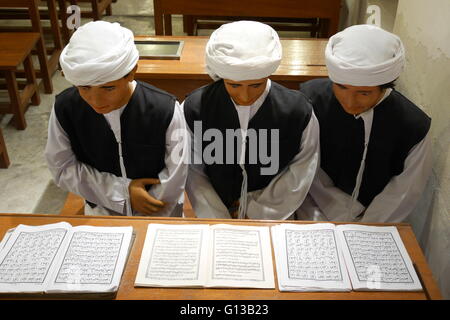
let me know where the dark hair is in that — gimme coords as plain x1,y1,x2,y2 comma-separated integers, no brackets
123,64,138,79
379,80,396,89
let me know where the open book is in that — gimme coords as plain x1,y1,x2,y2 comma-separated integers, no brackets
271,223,422,292
0,222,133,297
135,224,274,289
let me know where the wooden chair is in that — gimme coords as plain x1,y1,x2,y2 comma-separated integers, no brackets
0,32,41,130
60,192,85,215
60,191,197,217
68,0,115,21
183,192,196,218
0,0,55,94
0,127,10,168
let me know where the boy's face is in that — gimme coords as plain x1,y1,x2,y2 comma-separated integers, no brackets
223,78,269,106
76,67,136,114
332,83,385,115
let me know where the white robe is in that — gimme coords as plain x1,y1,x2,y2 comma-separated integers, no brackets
184,79,320,220
296,89,432,223
44,81,189,217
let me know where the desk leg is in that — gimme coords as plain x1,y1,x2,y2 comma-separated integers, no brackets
58,0,72,44
164,14,172,35
29,0,53,94
153,0,164,35
328,16,339,37
319,19,330,38
5,71,26,130
47,0,63,50
36,34,53,93
0,128,10,168
23,54,40,106
183,15,194,35
92,0,100,21
106,1,112,16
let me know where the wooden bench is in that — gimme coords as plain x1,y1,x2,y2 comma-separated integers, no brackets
0,32,41,130
153,0,341,37
0,0,56,94
0,127,10,168
60,191,197,217
60,192,85,215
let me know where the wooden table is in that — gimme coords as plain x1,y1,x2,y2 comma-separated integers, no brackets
0,33,41,129
0,213,442,300
135,36,328,101
153,0,341,38
0,0,63,94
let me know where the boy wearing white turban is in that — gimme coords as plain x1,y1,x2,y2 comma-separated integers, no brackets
183,21,320,220
297,24,432,223
45,21,189,216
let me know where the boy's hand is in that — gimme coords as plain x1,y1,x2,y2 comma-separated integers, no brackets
129,178,165,215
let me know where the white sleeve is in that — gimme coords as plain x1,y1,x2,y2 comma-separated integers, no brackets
361,131,432,223
246,111,321,220
146,101,189,216
181,101,231,219
44,105,131,214
307,168,365,222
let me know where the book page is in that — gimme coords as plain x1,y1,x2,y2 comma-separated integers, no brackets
206,224,274,289
271,223,352,292
135,224,210,287
336,224,422,291
0,222,72,293
46,225,133,294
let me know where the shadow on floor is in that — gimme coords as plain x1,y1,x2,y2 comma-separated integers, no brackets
32,180,68,215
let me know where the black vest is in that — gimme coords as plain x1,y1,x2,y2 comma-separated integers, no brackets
54,81,176,179
184,80,312,208
300,78,431,206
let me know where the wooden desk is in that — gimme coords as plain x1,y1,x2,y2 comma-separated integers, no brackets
0,0,62,94
135,36,328,101
0,33,41,129
153,0,341,38
0,213,442,300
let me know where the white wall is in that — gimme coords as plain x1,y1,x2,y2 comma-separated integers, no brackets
393,0,450,299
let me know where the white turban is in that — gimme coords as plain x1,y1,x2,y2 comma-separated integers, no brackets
325,24,405,86
59,21,139,86
205,21,282,81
